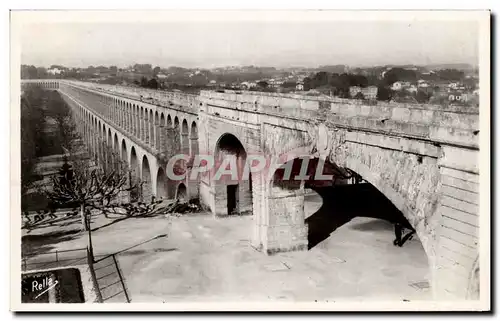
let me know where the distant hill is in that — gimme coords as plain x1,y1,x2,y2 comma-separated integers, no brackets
316,65,347,73
424,63,476,71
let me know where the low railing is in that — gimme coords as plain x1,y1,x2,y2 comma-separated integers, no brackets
22,248,88,272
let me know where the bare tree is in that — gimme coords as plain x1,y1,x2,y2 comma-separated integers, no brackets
43,148,137,260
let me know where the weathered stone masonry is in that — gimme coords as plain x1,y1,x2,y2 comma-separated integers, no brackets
22,80,481,300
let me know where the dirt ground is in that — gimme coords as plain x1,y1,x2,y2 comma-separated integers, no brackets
22,192,431,303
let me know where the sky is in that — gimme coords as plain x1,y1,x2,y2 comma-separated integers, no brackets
19,19,480,69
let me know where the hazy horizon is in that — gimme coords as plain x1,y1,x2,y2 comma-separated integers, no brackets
20,20,479,70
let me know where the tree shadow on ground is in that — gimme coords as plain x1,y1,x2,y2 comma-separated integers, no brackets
94,234,172,263
21,228,82,257
22,212,94,232
306,183,413,250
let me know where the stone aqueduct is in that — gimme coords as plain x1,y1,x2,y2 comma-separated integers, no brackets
22,79,481,300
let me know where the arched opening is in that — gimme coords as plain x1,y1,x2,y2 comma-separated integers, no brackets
181,119,189,154
121,139,127,162
140,107,145,140
130,147,140,202
154,111,159,150
214,133,253,216
132,104,137,136
97,120,103,165
167,114,172,128
174,116,180,152
156,167,168,200
158,113,166,153
105,129,112,171
190,121,199,158
176,183,187,202
114,133,119,155
269,155,429,293
141,155,152,202
113,133,121,171
149,109,154,147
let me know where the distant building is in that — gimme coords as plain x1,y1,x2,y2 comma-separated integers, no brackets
47,68,63,75
156,73,168,80
241,81,256,89
449,92,469,103
407,85,418,93
391,81,410,91
296,82,304,91
417,79,429,88
448,82,465,92
349,86,378,100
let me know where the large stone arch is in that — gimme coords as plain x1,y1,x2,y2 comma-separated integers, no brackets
264,143,430,261
212,133,253,216
141,155,153,202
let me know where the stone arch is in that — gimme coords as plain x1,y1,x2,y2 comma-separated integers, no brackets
141,155,153,202
141,106,146,141
125,102,129,130
97,120,103,164
174,116,180,152
213,133,253,216
182,119,189,133
190,121,199,157
158,113,166,153
121,139,128,166
130,146,140,202
149,109,154,147
156,167,168,199
266,144,429,266
106,128,113,170
107,128,112,147
154,111,160,150
132,104,137,136
112,133,119,171
114,133,119,154
176,183,187,202
181,119,189,154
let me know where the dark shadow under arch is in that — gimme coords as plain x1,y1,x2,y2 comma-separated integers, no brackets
176,183,187,202
213,133,253,216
